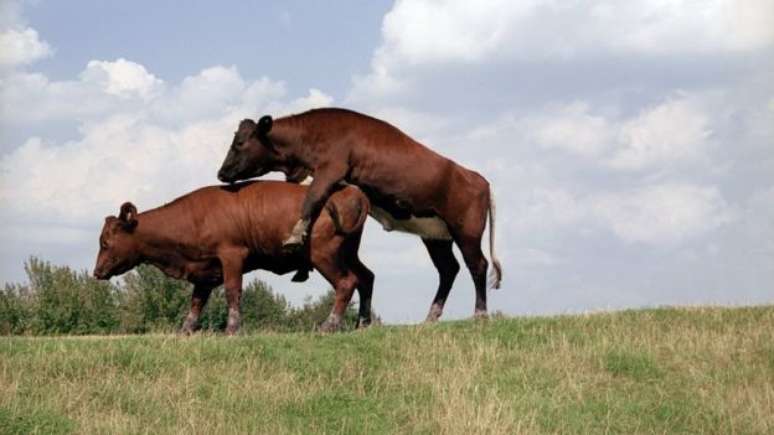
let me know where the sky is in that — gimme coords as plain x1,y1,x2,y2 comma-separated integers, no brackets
1,0,773,323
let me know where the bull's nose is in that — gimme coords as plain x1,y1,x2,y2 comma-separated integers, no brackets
217,170,229,183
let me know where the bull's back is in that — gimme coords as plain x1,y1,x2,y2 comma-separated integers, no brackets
303,110,453,195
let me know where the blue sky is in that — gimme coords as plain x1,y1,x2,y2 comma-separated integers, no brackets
1,0,773,323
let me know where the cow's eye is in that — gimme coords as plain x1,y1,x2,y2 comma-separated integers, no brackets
100,240,108,249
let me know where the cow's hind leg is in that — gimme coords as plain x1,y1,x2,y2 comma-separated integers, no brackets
319,269,359,333
313,244,360,333
180,283,214,335
422,238,460,322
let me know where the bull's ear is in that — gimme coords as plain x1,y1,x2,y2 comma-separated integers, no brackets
257,115,273,136
118,202,138,231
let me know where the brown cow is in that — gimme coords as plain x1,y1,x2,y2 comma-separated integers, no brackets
217,108,502,320
93,180,374,334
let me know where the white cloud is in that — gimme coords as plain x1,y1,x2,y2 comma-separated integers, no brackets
468,94,713,170
79,58,163,100
351,0,774,101
1,68,139,123
0,60,334,235
523,102,615,157
486,180,734,246
591,183,734,244
608,96,712,170
0,27,52,67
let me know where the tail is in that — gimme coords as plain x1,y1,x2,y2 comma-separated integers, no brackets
487,187,503,289
326,188,370,236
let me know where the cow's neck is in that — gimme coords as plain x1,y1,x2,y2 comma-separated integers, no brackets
132,210,193,279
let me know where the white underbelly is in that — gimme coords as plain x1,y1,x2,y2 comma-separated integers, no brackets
370,206,452,240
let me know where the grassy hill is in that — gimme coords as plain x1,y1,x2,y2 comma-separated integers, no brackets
1,306,773,434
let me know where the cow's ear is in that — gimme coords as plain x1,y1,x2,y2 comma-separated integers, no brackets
257,115,273,136
118,202,138,231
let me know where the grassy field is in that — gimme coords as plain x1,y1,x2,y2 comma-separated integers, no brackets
1,306,773,434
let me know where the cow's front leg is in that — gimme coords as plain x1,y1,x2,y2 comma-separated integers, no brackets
219,247,248,336
283,163,347,251
180,284,213,335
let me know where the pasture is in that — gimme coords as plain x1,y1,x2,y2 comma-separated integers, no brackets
1,306,773,434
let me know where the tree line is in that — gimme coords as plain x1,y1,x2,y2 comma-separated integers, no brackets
0,257,359,335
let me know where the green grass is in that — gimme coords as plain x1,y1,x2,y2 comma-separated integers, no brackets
1,306,773,434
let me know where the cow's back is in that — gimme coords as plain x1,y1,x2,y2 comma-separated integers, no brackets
168,180,365,255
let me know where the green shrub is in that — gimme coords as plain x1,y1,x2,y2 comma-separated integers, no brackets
25,257,121,334
120,264,190,333
198,281,293,332
288,290,359,332
3,256,359,335
0,283,32,335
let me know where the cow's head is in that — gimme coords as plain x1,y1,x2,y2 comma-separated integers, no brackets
93,202,141,280
217,116,278,183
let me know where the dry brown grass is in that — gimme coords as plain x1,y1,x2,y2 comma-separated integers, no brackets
2,305,773,434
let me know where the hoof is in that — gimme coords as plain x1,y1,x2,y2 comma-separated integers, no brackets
178,327,195,336
473,309,489,320
425,304,444,323
356,317,372,329
319,320,341,333
225,327,239,336
179,317,199,336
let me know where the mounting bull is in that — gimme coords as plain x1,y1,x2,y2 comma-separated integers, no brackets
93,180,374,334
217,108,502,320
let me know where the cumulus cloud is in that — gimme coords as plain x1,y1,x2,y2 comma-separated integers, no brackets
1,63,152,124
591,183,735,244
608,96,712,170
467,93,713,170
351,0,774,101
0,27,52,67
0,60,333,232
79,58,163,100
2,0,772,319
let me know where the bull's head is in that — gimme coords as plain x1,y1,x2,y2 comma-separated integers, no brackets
93,202,141,280
217,116,278,183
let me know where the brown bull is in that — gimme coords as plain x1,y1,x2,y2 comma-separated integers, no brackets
93,180,374,334
217,108,502,320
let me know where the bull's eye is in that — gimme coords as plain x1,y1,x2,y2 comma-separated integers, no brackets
100,240,108,249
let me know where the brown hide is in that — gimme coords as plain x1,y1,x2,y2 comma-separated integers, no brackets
217,108,502,320
93,180,373,333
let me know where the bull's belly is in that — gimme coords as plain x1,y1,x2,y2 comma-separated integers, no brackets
370,206,452,240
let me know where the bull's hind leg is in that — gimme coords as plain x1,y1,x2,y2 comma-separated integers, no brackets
456,237,489,318
351,259,375,328
180,283,214,335
448,188,490,318
422,238,460,322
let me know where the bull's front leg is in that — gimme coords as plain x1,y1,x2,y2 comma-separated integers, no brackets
180,284,214,335
219,247,248,336
283,162,348,251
